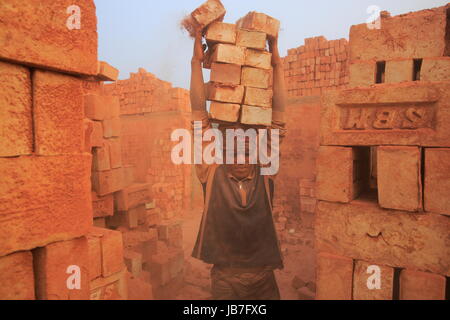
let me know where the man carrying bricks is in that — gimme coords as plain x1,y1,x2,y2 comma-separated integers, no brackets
189,25,287,300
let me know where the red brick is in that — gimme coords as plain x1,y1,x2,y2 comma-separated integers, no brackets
0,0,97,75
92,168,125,197
107,205,144,229
349,61,376,87
124,251,143,278
205,22,236,44
0,61,33,157
240,105,272,126
421,57,450,82
211,44,245,65
244,87,273,108
210,62,241,85
206,82,245,104
236,29,266,50
87,234,102,281
108,138,123,169
100,228,125,277
424,148,450,215
385,59,414,83
191,0,226,29
241,67,270,89
97,61,119,81
209,102,241,122
377,146,422,212
0,155,92,257
115,183,152,211
91,121,104,147
34,237,90,300
123,165,136,187
93,142,111,172
353,261,394,300
236,12,280,38
400,270,446,300
92,192,114,218
34,70,84,155
0,251,35,300
85,95,107,120
316,252,353,300
90,268,128,300
103,117,121,138
245,49,272,70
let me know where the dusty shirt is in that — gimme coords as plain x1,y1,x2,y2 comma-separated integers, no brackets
191,110,287,269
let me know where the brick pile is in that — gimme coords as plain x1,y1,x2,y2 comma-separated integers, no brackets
283,36,350,97
315,5,450,300
186,0,279,126
103,68,194,299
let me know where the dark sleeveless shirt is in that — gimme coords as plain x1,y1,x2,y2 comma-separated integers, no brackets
192,165,284,270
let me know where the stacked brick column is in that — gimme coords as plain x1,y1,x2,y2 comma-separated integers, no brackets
315,5,450,300
0,0,127,300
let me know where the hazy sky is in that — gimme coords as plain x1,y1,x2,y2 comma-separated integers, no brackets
95,0,448,89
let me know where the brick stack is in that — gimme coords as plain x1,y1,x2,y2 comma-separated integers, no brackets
0,0,112,300
283,36,349,97
316,5,450,300
186,1,279,126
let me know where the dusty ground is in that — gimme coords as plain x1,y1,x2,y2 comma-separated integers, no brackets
175,209,316,300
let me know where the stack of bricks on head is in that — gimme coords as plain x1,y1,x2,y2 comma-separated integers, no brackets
185,0,280,127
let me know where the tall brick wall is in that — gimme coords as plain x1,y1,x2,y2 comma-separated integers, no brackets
315,4,450,300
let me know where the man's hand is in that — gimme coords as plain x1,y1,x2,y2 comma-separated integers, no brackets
192,30,206,63
268,35,283,67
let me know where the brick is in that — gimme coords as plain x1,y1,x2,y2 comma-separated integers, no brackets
320,82,450,147
191,0,226,29
236,12,280,38
147,253,171,287
83,119,94,152
103,117,121,138
211,44,245,65
90,268,128,300
316,200,450,276
93,142,111,172
97,61,119,81
92,168,125,196
236,29,266,50
240,105,272,126
93,218,106,228
87,235,102,280
206,82,245,104
34,237,90,300
96,228,125,277
210,62,241,85
0,251,35,300
109,138,123,169
123,165,136,187
205,22,236,44
107,205,144,229
84,95,107,120
316,252,353,300
0,61,32,157
316,146,356,203
349,6,447,61
400,270,446,300
245,49,272,70
0,155,92,257
244,87,273,108
385,59,414,83
168,248,184,278
124,251,143,278
0,0,97,75
209,102,241,122
91,121,104,147
115,183,152,211
349,61,375,87
353,261,394,300
421,57,450,82
424,148,450,215
241,67,270,89
92,192,114,218
34,70,84,155
378,146,422,212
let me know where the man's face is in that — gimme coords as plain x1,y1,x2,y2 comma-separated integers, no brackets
226,155,253,180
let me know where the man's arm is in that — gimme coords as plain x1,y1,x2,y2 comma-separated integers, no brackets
190,30,207,113
269,36,287,117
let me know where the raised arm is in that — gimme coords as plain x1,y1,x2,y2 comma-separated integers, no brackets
268,36,287,114
190,30,207,113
